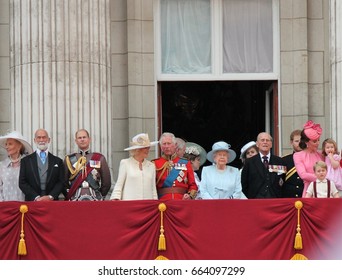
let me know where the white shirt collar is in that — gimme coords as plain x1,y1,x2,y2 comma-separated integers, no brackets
36,148,49,154
316,179,328,183
259,153,270,161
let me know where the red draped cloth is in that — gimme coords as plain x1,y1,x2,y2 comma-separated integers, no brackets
0,199,341,260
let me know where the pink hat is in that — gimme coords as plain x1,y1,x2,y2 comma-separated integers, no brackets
303,120,322,140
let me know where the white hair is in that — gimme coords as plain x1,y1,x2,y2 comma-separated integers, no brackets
175,137,186,149
159,132,176,145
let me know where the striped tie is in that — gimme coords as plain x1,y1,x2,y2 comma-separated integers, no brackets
262,156,269,169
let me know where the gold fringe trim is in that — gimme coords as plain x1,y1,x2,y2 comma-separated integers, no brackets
294,201,303,250
18,205,28,256
291,253,308,260
155,255,169,260
158,203,167,251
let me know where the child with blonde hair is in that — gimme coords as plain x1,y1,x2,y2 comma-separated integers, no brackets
322,138,342,197
306,161,339,198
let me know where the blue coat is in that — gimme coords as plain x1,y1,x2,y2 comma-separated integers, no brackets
200,165,243,199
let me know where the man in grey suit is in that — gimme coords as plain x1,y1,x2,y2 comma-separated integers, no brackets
19,129,65,201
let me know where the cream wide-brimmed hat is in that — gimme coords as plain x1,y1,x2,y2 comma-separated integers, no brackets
207,141,236,164
0,131,33,155
124,133,159,151
240,141,257,159
184,142,207,166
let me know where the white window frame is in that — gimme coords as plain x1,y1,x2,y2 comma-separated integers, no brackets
153,0,280,81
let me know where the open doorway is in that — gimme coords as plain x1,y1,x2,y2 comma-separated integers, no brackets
158,80,277,169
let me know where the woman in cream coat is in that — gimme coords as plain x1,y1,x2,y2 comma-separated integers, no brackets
110,133,158,200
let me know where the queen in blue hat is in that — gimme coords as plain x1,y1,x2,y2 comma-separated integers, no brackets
199,141,245,199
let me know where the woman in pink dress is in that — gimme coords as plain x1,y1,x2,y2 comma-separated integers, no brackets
293,120,324,197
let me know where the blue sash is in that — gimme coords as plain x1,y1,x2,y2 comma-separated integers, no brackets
162,158,188,188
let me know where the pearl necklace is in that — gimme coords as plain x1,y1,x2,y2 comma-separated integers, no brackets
10,155,21,164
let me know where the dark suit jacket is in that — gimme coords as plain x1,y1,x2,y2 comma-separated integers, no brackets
241,154,285,198
281,152,304,198
19,151,65,201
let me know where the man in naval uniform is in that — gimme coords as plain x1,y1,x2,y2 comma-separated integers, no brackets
281,130,304,198
64,129,111,201
152,132,198,200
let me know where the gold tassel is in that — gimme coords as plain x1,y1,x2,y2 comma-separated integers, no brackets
158,203,167,251
294,232,302,249
294,201,303,250
18,205,28,256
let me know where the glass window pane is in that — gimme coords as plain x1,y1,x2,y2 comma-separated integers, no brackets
161,0,211,74
222,0,273,73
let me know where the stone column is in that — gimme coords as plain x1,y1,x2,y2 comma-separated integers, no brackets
10,0,111,164
330,0,342,145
